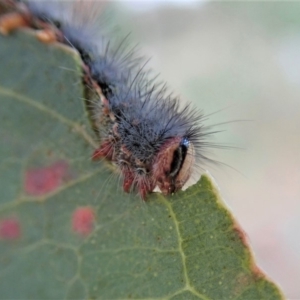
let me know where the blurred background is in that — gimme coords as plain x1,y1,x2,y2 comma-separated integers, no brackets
111,1,300,298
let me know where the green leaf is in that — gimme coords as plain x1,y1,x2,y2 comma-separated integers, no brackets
0,29,284,299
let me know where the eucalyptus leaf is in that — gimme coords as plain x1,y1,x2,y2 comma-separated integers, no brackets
0,29,284,300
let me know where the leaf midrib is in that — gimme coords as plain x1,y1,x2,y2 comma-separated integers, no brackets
159,195,211,300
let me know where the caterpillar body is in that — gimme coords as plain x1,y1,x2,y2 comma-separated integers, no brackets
0,0,219,199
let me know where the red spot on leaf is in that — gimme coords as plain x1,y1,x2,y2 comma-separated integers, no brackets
72,207,95,236
25,161,69,196
0,218,21,240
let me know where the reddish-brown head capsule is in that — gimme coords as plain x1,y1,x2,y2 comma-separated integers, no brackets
153,137,195,195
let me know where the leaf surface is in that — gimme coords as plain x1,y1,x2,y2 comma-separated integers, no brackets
0,30,284,300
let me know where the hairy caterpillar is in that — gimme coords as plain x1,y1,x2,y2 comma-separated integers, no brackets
0,0,221,199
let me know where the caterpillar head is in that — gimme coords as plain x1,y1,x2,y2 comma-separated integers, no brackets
152,137,195,195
